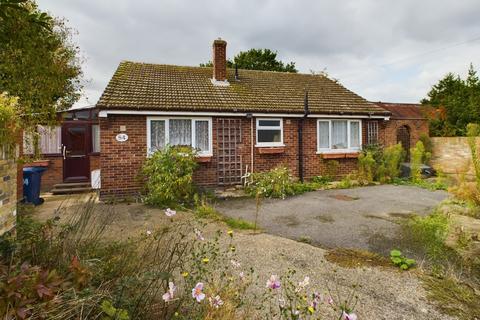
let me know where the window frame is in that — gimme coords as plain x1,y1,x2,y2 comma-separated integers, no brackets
366,120,379,145
316,119,362,153
255,118,284,147
91,124,101,154
146,117,213,157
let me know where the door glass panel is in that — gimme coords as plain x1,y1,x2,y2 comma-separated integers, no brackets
67,127,86,156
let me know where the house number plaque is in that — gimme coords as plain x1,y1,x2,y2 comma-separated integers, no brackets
116,133,128,142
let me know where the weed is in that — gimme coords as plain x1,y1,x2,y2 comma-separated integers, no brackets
297,236,312,244
390,249,416,270
223,217,256,230
402,211,450,261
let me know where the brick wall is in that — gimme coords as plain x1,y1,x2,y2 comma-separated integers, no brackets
430,137,480,179
0,159,17,235
379,119,429,148
99,115,380,198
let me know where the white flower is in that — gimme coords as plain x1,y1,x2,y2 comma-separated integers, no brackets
296,276,310,292
208,295,224,309
165,208,176,217
194,228,205,241
192,282,206,302
146,230,152,236
230,259,241,268
162,282,176,302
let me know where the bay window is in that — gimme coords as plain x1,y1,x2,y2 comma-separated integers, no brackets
256,118,283,147
317,120,362,152
147,117,212,156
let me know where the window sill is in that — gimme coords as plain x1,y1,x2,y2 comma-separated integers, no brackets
317,152,360,159
255,144,285,148
196,156,212,163
23,160,51,167
257,147,285,154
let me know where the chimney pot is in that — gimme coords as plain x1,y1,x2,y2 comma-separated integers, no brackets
212,38,228,83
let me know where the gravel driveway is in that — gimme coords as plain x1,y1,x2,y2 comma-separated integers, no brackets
215,185,449,252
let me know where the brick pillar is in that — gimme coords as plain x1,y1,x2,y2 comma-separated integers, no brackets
212,39,227,81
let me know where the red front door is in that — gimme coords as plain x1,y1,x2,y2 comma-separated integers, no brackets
62,123,90,182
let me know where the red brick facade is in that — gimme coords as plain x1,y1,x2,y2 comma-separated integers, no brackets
99,115,428,198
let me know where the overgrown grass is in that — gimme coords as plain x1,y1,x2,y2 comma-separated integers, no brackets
423,276,480,319
193,196,257,230
223,217,256,230
392,177,448,191
402,211,450,261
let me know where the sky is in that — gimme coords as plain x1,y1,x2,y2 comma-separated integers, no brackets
37,0,480,108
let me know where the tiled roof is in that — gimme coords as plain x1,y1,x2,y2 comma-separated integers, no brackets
374,102,426,120
97,61,390,116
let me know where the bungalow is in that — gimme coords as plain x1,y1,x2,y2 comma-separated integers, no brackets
23,39,428,199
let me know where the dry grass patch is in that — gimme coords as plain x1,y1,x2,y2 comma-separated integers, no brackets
423,276,480,319
325,248,392,269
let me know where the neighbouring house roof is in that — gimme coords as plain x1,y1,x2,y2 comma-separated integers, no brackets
374,102,426,120
96,61,390,116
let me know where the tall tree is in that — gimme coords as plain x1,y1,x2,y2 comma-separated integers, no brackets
421,64,480,136
200,48,297,73
0,0,82,132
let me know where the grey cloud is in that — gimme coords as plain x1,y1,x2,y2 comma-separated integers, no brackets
37,0,480,104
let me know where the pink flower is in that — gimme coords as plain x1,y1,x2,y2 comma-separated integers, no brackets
239,272,245,280
162,282,176,302
208,295,224,308
194,228,204,241
342,311,358,320
192,282,206,302
311,292,322,309
326,296,334,305
266,275,281,289
165,208,176,217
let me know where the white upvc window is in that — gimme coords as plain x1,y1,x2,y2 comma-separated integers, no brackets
317,119,362,153
146,117,212,156
256,118,284,147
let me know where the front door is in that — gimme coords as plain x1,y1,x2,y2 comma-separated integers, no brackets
62,123,90,182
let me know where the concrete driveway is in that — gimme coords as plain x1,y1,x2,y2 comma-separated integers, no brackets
215,185,448,252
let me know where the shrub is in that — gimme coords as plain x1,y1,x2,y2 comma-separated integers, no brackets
404,212,450,260
245,166,297,199
410,141,431,183
358,151,376,184
419,134,433,161
450,124,480,206
140,146,198,208
381,143,404,182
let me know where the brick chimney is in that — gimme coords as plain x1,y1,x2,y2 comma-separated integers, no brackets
212,38,228,83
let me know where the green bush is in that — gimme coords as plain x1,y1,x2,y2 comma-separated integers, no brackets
245,166,297,199
140,146,198,208
410,141,431,183
405,212,450,260
381,143,405,182
358,151,376,183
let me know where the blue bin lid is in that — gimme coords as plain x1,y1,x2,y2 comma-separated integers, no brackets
23,166,47,173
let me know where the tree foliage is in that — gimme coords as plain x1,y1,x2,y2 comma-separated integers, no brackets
201,48,297,73
0,0,82,131
421,64,480,136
